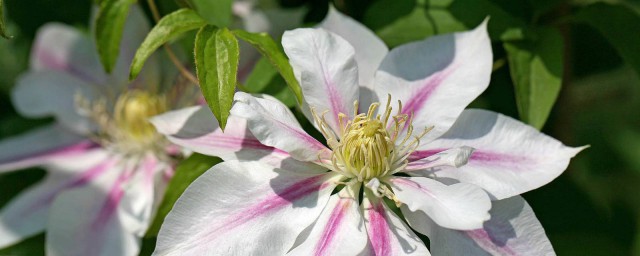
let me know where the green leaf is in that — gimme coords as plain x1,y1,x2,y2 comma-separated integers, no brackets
374,6,466,48
195,26,239,130
129,8,206,80
504,28,564,130
0,233,45,255
244,57,279,93
574,3,640,77
448,0,529,41
95,0,136,73
0,0,11,39
145,154,220,237
191,0,233,27
232,30,303,104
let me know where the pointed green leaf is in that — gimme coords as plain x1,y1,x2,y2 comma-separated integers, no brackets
144,154,220,237
95,0,136,73
129,8,206,80
574,3,640,77
195,26,239,130
504,28,564,130
232,30,303,104
191,0,233,27
0,0,11,39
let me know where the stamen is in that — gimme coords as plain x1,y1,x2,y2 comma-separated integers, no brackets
365,178,402,207
323,95,436,181
74,90,168,157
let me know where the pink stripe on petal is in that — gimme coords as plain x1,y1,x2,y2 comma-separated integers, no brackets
399,68,455,120
409,149,532,169
271,118,328,152
368,201,391,256
325,74,346,127
19,157,116,216
92,169,134,229
408,149,444,162
198,175,329,242
0,141,99,168
465,229,518,256
142,156,158,186
177,135,289,156
35,48,100,84
469,151,532,167
314,198,352,255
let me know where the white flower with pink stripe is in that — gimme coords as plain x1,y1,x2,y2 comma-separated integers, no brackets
0,6,190,256
150,7,585,256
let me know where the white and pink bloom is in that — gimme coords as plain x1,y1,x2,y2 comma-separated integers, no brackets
150,8,584,255
0,6,192,256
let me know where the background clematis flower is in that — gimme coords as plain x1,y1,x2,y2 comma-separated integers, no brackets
149,7,585,256
0,6,198,256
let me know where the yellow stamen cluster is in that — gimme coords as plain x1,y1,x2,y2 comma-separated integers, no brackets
313,96,431,182
76,89,168,156
114,90,167,143
334,103,392,180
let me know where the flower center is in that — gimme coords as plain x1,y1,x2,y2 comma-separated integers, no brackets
76,89,168,156
114,90,167,143
313,96,431,182
335,106,392,180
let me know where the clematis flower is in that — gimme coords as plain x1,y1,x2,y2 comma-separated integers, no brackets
0,6,200,256
150,7,584,255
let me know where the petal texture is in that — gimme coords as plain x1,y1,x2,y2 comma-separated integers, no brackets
12,71,101,134
387,177,491,230
46,156,157,256
362,193,430,256
153,161,338,255
373,20,492,143
412,109,585,199
31,23,106,84
0,149,109,248
282,28,359,133
0,124,91,172
151,106,324,173
319,6,388,87
288,185,368,256
232,92,330,162
403,196,555,256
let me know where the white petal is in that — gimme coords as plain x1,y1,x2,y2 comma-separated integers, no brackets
288,185,368,256
373,20,492,143
282,28,359,133
403,196,555,256
46,156,157,256
405,146,474,171
362,192,430,256
153,161,339,255
31,23,107,84
151,106,325,173
12,71,99,134
387,176,491,230
0,124,90,172
319,6,388,87
0,149,109,248
232,92,330,162
412,109,586,200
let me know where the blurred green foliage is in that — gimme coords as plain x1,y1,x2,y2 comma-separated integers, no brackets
1,0,640,255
